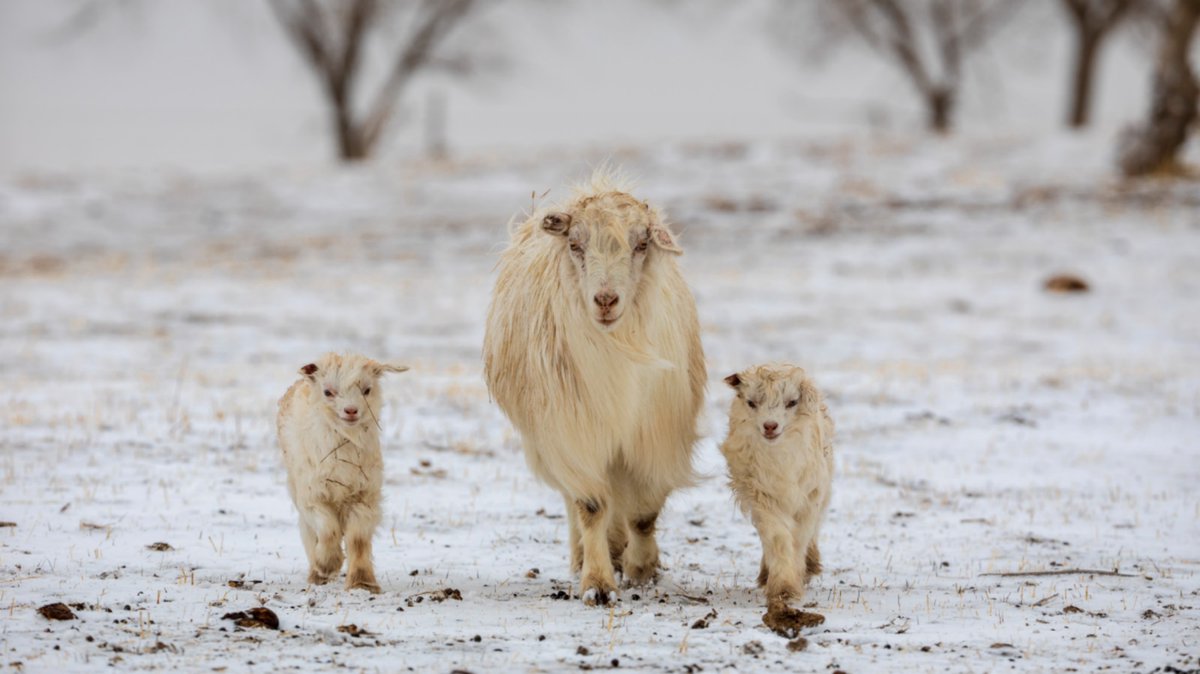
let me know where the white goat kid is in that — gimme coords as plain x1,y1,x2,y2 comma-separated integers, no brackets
484,171,706,606
719,364,834,615
277,353,408,593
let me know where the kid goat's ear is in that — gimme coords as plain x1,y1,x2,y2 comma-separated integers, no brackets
541,212,572,236
723,373,743,389
374,363,410,376
299,363,318,379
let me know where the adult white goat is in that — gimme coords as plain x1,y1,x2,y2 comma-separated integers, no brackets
484,170,705,605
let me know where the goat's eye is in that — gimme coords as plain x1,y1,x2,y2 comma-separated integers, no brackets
323,389,334,398
569,243,583,255
363,387,371,396
786,399,798,409
747,400,757,409
634,241,648,253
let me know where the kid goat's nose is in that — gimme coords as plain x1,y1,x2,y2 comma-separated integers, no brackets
343,406,359,416
593,291,619,309
762,421,778,433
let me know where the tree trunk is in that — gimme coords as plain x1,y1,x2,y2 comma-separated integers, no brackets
927,87,955,133
332,93,371,161
1068,32,1100,128
1118,0,1200,176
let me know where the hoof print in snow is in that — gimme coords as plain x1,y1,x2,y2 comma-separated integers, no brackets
762,606,824,639
691,608,718,629
336,624,374,638
431,588,462,602
38,603,77,621
1043,274,1089,293
145,542,173,551
222,607,279,630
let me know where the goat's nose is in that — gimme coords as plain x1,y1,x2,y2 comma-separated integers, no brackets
594,291,619,309
343,407,359,416
763,421,779,434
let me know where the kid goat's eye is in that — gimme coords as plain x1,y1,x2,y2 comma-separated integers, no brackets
747,400,757,409
786,399,798,409
634,242,648,253
324,389,334,398
363,387,371,396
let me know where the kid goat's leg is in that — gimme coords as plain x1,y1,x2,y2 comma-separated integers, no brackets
305,505,344,585
753,509,802,610
344,501,382,593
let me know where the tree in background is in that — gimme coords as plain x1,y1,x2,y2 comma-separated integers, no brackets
268,0,477,161
796,0,1025,133
1058,0,1140,128
1117,0,1200,176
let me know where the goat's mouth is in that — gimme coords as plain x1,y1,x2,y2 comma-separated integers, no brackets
339,415,361,425
594,313,623,330
762,431,781,441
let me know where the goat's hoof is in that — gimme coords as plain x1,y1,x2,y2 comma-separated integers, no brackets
347,580,381,594
308,570,335,585
581,581,618,607
622,564,659,588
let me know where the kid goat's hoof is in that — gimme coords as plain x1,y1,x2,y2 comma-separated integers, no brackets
347,581,382,594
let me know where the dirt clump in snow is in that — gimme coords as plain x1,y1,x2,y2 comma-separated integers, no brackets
222,607,279,629
37,603,76,621
762,605,825,639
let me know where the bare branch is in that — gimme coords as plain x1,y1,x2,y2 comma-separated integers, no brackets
360,0,475,149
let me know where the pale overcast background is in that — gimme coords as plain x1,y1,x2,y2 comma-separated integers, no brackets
0,1,1157,173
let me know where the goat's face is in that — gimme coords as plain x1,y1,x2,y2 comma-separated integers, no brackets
724,365,818,442
299,355,409,427
542,192,681,332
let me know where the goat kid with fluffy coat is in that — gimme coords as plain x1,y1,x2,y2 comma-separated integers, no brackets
484,171,706,606
277,353,408,593
720,365,834,615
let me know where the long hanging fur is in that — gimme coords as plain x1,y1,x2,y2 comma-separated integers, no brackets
483,169,706,603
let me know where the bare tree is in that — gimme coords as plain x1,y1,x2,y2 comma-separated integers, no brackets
1058,0,1139,128
815,0,1024,133
268,0,476,161
1117,0,1200,176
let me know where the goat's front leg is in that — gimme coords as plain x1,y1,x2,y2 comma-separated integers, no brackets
343,501,382,593
563,493,583,575
304,504,344,585
753,509,802,611
576,496,618,606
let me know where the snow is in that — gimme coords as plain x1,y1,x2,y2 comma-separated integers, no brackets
1,132,1198,672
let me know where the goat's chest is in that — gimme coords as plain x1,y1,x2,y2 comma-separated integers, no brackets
302,427,383,500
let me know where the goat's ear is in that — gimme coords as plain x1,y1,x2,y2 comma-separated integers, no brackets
373,362,410,376
541,212,572,236
798,378,821,413
723,373,743,390
649,213,682,254
299,363,318,379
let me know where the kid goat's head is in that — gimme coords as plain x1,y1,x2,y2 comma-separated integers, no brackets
724,365,820,442
299,353,409,427
541,189,681,333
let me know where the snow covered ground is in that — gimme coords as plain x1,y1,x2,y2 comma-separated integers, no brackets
1,133,1198,672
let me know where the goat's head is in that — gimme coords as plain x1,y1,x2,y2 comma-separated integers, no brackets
541,191,681,332
299,354,409,428
724,365,819,442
